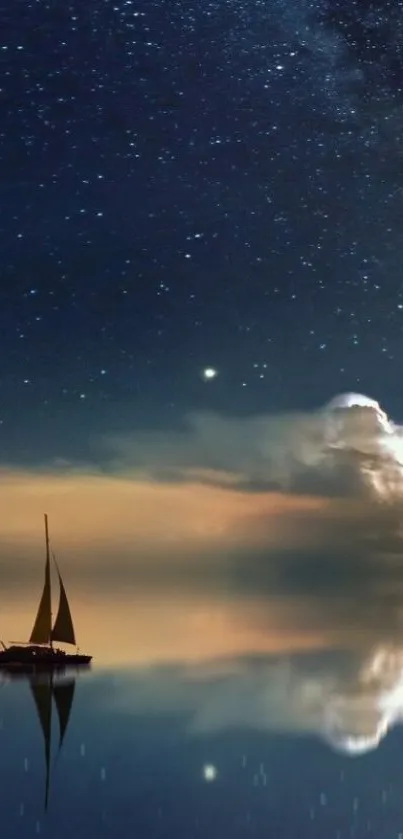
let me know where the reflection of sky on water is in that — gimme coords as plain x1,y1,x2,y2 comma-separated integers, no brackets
4,469,403,839
2,644,403,837
102,646,403,753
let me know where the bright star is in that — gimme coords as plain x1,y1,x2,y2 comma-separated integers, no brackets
202,367,218,381
202,764,218,781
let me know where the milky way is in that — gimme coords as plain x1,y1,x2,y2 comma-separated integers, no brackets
2,0,403,462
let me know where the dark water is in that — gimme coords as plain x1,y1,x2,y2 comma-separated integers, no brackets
1,642,403,838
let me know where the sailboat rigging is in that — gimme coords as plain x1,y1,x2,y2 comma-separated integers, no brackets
0,514,92,669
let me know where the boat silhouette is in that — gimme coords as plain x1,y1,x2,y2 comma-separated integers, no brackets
0,514,92,669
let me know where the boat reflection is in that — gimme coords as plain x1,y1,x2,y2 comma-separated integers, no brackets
1,667,87,811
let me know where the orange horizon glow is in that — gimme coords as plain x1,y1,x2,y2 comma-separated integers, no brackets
0,589,340,668
0,466,329,563
0,466,395,669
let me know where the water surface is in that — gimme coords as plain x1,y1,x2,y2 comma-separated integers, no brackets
2,585,403,837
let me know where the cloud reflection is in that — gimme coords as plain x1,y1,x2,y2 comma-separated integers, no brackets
104,644,403,757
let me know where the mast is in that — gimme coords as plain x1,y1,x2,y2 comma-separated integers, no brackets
44,514,53,651
29,513,52,647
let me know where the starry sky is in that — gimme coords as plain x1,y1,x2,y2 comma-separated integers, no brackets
5,7,403,829
3,0,403,464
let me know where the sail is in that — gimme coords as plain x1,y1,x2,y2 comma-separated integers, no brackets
51,560,76,646
30,677,52,811
29,516,52,645
53,679,75,750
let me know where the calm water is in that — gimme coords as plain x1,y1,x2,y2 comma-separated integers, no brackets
2,588,403,838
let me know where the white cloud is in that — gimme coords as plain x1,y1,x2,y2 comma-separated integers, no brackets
98,393,403,502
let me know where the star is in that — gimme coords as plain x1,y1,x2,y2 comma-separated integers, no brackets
201,367,218,381
202,764,218,782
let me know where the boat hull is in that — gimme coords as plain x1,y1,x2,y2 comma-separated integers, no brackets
0,646,92,671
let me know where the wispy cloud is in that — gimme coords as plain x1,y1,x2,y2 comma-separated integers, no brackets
98,394,403,501
1,393,402,575
1,393,403,658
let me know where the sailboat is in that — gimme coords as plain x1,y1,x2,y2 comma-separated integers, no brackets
0,514,92,669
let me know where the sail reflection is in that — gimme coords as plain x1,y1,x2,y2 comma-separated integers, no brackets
2,669,80,811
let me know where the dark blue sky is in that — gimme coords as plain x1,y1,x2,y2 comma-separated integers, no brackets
2,0,403,462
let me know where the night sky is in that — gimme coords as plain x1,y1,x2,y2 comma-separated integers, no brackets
5,6,403,830
2,0,403,462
